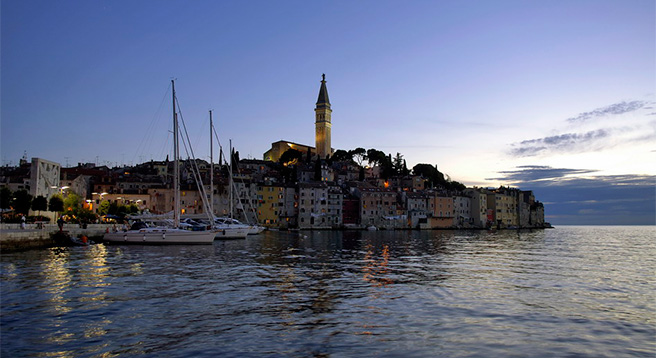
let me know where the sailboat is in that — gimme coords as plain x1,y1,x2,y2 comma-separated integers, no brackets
103,80,216,244
208,111,249,239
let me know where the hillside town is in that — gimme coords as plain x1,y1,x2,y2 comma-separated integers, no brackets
0,75,546,230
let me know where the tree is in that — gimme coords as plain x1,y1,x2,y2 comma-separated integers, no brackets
31,195,48,215
392,153,405,175
0,187,11,210
314,159,322,181
63,192,82,216
366,148,386,166
49,195,64,213
412,164,445,188
278,148,304,166
98,200,110,216
349,147,367,166
108,202,120,216
330,149,352,163
11,190,32,215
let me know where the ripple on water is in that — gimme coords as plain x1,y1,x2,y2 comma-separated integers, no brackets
1,226,655,357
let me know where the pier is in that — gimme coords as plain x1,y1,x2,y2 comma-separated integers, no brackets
0,224,112,251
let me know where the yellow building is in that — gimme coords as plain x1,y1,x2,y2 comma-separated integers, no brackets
490,188,518,228
257,184,285,227
263,141,315,162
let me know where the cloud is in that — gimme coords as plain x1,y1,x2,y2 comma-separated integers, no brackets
488,165,597,182
510,129,610,157
490,166,656,225
566,100,648,123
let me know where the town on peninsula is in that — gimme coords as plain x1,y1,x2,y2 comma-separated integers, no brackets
1,75,548,231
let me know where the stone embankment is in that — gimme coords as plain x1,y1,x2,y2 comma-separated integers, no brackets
1,223,112,252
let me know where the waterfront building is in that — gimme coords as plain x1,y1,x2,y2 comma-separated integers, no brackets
352,185,399,229
453,194,471,227
493,187,519,228
403,191,430,228
430,193,455,228
279,185,298,229
298,182,333,229
342,193,360,226
257,184,285,227
464,188,489,228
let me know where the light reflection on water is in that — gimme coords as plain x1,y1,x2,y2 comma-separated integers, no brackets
1,226,655,357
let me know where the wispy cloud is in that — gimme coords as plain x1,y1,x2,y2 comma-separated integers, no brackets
566,100,647,123
509,99,656,157
488,165,597,182
510,129,610,157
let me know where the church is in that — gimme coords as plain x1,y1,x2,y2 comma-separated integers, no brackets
263,74,333,162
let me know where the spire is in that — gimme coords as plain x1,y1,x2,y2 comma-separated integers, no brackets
316,73,330,109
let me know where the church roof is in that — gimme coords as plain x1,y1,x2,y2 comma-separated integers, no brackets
316,74,330,109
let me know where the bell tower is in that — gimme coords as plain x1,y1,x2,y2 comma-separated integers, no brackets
315,74,332,159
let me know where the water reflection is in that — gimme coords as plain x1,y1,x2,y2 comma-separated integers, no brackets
32,245,114,356
2,227,654,357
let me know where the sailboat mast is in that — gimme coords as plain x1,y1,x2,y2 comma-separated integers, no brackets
229,139,233,220
209,110,214,218
172,79,180,227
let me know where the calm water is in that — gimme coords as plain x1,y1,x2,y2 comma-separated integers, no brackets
1,226,654,357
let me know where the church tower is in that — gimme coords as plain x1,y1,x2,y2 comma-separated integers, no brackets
315,74,332,159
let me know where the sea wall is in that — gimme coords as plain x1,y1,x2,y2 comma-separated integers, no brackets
1,224,112,252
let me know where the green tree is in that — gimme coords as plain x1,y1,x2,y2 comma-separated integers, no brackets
31,195,48,215
0,187,11,210
77,207,97,224
11,190,32,215
98,200,110,216
63,192,82,216
49,195,64,213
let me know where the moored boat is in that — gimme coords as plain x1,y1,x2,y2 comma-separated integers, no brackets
103,80,215,245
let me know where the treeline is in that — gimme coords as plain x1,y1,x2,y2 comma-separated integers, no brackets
276,147,466,191
0,187,137,223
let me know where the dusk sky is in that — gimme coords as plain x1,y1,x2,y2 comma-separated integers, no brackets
2,0,654,225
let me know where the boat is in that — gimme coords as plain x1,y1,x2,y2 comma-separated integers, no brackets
214,216,264,235
207,113,249,240
103,80,215,245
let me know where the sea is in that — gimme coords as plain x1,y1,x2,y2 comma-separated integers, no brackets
1,226,654,357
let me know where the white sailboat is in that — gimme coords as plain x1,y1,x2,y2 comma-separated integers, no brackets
209,112,248,239
103,80,215,244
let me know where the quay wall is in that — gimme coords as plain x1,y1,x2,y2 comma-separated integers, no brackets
1,224,112,252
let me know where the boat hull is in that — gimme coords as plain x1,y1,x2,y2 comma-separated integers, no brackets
213,226,249,239
103,229,216,244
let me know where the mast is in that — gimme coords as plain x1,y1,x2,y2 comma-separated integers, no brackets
209,110,214,218
172,79,180,227
229,139,233,220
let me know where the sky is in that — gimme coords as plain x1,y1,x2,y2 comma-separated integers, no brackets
1,0,654,225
